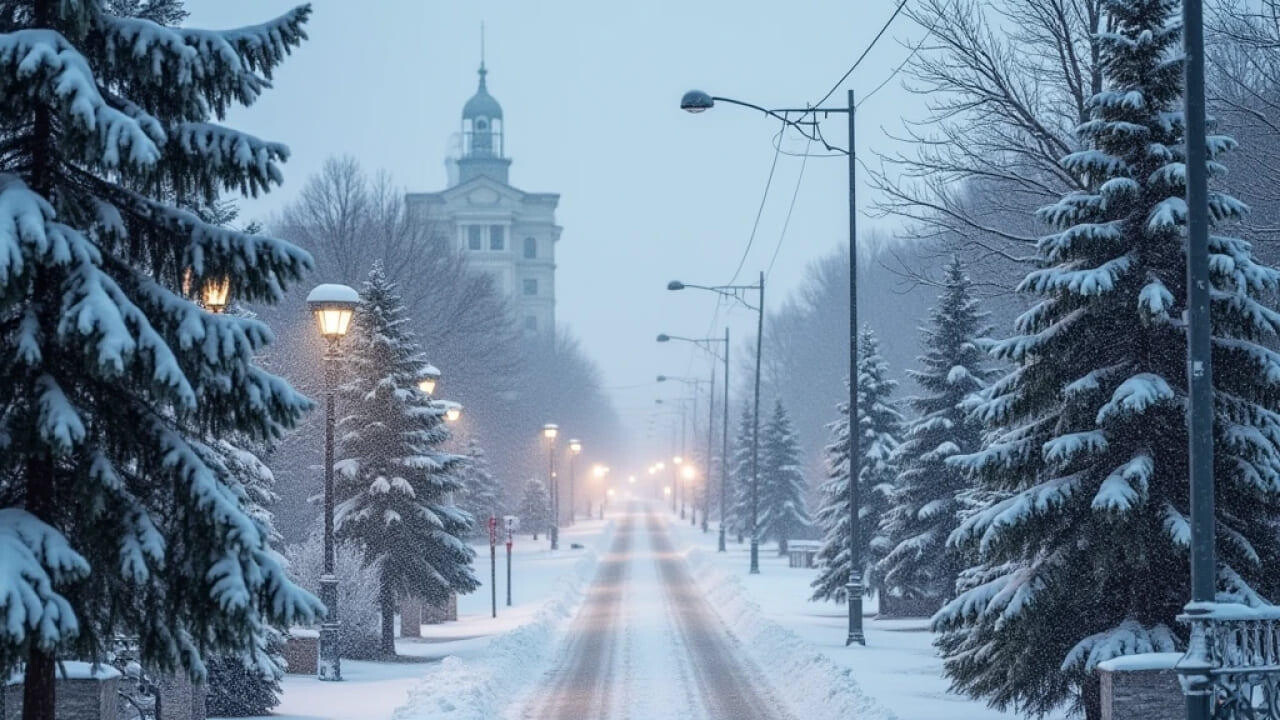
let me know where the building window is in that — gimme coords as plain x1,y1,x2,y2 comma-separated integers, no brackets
523,278,537,296
524,236,537,259
467,225,483,251
524,315,537,332
489,225,505,251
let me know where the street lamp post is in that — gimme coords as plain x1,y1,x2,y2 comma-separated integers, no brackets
668,276,763,573
681,89,860,633
417,364,441,397
1179,2,1216,719
659,331,731,550
543,424,559,550
306,283,360,681
659,374,713,531
568,439,582,525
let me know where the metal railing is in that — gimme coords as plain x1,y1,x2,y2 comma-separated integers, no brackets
1178,603,1280,718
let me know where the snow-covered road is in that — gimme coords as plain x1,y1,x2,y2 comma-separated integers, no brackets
518,505,792,720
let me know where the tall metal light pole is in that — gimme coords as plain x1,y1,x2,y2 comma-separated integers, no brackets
543,424,559,550
306,283,360,681
680,89,860,631
668,275,764,573
658,331,731,550
568,438,582,525
1181,0,1215,718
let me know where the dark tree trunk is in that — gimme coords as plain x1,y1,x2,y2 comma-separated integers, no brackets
1081,673,1102,720
22,646,55,720
379,579,396,659
23,455,56,720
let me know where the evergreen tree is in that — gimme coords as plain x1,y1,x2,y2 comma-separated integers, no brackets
0,3,321,715
727,403,755,544
757,399,810,555
334,264,477,658
457,436,503,536
516,478,551,540
203,629,283,717
934,3,1280,717
812,329,903,602
877,258,993,606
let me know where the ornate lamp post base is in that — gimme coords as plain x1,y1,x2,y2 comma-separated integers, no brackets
845,579,865,646
717,526,726,552
318,573,342,681
749,539,760,574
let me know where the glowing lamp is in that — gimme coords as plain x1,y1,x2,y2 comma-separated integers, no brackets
543,423,559,440
307,284,359,340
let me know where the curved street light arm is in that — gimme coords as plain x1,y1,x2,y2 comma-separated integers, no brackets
711,96,850,156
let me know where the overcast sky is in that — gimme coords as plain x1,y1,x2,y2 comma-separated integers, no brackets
185,0,928,451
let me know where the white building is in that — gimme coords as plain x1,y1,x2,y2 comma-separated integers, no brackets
406,61,560,339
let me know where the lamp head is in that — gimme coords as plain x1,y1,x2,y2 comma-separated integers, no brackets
667,280,685,291
201,276,231,314
543,423,559,440
569,438,582,454
441,402,462,423
307,284,360,340
418,364,441,396
657,375,668,382
680,89,714,113
656,333,671,342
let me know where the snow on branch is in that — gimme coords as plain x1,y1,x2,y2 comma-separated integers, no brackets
0,29,161,168
0,508,89,651
1061,620,1177,673
169,123,288,196
1095,373,1174,424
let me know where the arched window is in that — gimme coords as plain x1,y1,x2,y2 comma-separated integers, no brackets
524,236,537,259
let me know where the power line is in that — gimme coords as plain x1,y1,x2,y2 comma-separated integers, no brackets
813,0,909,108
726,122,785,286
766,133,811,279
856,0,945,108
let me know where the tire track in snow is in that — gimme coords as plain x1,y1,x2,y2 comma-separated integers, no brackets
647,510,795,720
525,509,633,719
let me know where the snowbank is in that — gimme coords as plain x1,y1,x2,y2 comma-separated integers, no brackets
390,522,614,720
685,545,899,720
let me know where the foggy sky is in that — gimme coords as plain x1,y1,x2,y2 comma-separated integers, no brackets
184,0,929,467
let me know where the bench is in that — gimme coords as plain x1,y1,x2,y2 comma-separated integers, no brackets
787,540,822,568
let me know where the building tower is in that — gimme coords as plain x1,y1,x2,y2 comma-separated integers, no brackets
406,53,561,340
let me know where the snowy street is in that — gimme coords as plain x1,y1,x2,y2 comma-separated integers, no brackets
517,504,790,719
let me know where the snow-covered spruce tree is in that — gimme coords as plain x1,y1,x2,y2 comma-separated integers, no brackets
812,329,903,603
334,264,477,658
727,403,755,543
283,528,381,660
757,399,811,555
0,2,322,715
457,436,503,537
934,2,1280,717
516,478,550,540
876,258,993,608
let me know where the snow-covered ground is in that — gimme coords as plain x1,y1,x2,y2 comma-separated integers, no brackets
664,513,1071,720
218,517,612,720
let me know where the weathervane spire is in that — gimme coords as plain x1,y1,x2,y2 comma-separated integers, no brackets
479,22,486,82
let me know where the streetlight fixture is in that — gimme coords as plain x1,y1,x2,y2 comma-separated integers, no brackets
442,402,462,423
201,276,231,314
658,331,731,549
567,439,582,525
680,88,861,642
666,275,764,574
592,464,609,519
543,424,559,550
306,282,359,682
418,364,441,396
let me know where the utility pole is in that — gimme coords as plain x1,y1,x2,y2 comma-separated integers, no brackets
720,326,730,552
489,515,497,619
1182,0,1214,718
750,270,764,575
505,517,513,607
843,89,865,646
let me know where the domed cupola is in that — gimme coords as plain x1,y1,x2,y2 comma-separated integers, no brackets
463,63,503,158
456,58,512,184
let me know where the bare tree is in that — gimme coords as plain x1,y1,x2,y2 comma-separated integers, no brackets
870,0,1109,285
